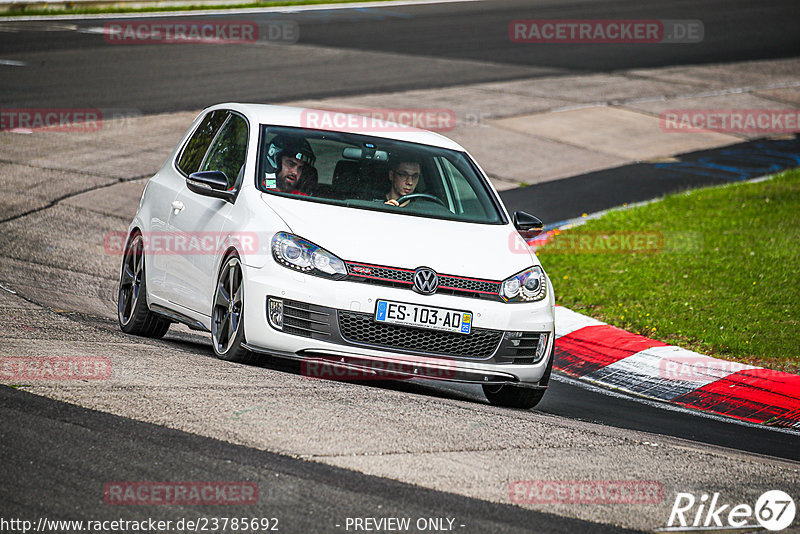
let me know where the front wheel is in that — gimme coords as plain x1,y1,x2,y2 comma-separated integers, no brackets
211,254,253,363
117,233,170,338
482,344,554,409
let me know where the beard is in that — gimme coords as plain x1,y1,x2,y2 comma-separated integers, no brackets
277,171,298,192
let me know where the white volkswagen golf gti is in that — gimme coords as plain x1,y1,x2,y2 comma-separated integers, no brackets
118,103,555,408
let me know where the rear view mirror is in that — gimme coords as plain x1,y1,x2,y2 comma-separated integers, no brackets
513,211,544,239
187,171,235,202
342,147,388,161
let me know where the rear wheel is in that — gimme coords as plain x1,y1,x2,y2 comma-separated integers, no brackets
211,254,253,363
117,233,170,338
483,345,554,409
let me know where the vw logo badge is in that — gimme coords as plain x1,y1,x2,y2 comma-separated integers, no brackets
413,267,439,295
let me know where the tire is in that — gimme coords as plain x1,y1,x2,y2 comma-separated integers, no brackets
211,254,253,363
117,233,171,338
482,344,554,409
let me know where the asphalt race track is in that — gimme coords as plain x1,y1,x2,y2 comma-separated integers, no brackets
1,386,628,534
0,0,799,112
1,0,800,532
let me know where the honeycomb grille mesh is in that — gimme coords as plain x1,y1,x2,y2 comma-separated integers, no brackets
438,275,499,294
338,311,502,358
347,263,414,283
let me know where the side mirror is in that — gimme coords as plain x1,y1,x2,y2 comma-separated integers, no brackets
187,171,235,202
513,211,544,239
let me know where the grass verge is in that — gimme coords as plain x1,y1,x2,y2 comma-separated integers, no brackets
1,0,393,17
538,169,800,373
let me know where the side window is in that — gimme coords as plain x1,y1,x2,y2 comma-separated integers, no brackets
439,157,486,218
176,110,228,176
200,114,249,190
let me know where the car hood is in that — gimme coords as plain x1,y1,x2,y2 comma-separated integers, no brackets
261,194,537,279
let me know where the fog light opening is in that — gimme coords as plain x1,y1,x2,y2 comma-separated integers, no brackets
267,297,283,330
536,333,549,362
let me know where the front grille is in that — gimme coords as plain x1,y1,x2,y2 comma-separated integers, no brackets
347,263,414,284
338,311,503,358
345,261,502,301
439,275,500,295
282,299,332,338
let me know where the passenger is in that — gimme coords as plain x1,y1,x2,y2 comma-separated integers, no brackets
263,135,316,195
383,154,421,207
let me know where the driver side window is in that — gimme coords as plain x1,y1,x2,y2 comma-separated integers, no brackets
176,110,227,176
200,114,249,190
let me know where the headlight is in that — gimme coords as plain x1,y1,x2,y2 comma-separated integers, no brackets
271,232,347,279
500,266,547,302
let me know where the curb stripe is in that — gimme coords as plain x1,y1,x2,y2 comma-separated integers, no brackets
672,370,800,427
586,347,736,401
555,324,667,377
586,346,760,402
554,306,604,338
553,307,800,428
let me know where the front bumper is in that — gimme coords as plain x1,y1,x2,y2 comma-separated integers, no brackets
242,264,555,385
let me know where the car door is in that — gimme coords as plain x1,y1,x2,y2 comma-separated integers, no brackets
165,111,249,316
149,109,228,301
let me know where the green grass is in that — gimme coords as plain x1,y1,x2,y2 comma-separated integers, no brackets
1,0,393,17
538,169,800,373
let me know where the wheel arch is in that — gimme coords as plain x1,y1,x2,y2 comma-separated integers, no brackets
214,245,242,278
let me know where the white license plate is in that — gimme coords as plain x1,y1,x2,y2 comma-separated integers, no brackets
374,300,472,335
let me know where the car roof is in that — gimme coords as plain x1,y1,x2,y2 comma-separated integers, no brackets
205,103,466,151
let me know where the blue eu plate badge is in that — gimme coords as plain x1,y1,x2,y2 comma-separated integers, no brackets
376,300,388,321
461,313,472,333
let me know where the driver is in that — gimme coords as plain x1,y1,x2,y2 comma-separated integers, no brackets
383,154,421,207
263,135,316,195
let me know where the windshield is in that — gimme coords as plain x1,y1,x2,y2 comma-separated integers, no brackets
257,125,505,224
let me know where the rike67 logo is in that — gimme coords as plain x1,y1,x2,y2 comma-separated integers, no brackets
666,490,796,531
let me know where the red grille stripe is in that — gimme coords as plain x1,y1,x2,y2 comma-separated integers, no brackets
438,285,497,295
346,261,415,273
349,273,413,284
344,261,500,296
441,274,500,284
